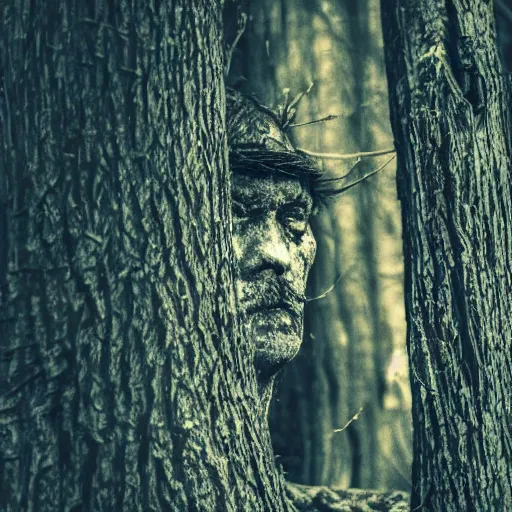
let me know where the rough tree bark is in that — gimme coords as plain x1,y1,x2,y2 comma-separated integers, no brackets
382,1,512,510
0,1,292,510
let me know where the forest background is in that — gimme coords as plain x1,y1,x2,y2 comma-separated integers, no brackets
225,0,512,492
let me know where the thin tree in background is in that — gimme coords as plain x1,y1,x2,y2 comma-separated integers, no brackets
496,0,512,72
382,1,512,510
0,1,292,510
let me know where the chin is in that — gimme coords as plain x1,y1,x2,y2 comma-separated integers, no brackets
253,330,302,381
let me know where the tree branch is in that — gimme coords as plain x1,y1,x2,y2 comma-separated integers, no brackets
225,12,247,76
289,114,343,128
297,147,396,160
327,155,396,195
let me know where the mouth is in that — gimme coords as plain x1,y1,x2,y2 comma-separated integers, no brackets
244,301,302,339
246,301,297,316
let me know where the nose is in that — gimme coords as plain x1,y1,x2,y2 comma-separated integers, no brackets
242,216,292,277
260,221,292,275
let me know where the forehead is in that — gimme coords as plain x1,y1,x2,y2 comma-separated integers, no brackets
232,171,312,209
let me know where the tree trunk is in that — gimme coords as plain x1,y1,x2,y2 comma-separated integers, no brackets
0,1,292,510
382,1,512,510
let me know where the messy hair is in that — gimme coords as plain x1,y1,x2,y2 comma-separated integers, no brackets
226,89,341,207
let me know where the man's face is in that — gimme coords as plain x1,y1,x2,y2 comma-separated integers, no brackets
232,170,317,381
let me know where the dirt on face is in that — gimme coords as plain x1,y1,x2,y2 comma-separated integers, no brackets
227,89,318,392
232,170,316,382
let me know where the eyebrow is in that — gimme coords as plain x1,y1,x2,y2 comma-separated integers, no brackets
232,187,312,215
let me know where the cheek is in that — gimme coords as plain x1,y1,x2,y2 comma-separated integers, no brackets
290,230,317,283
232,220,253,267
301,228,317,273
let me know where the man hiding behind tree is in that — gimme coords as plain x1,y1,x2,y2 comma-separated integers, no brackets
227,90,330,412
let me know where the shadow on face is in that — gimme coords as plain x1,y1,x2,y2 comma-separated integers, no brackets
232,170,317,383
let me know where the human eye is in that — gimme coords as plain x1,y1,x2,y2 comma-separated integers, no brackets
280,205,309,237
233,198,268,221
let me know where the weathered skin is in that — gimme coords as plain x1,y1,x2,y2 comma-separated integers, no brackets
233,172,316,379
227,91,317,410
